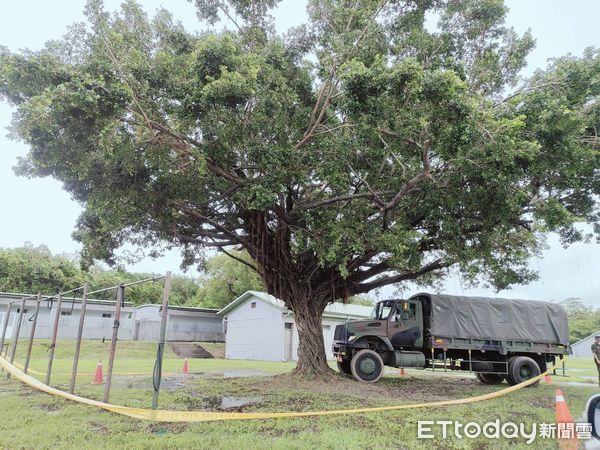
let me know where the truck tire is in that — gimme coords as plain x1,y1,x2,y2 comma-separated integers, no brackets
337,359,352,376
506,356,540,387
350,349,384,383
475,372,505,385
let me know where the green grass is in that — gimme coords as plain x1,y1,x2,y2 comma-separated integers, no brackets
0,341,598,449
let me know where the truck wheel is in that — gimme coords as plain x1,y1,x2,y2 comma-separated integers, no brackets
475,372,505,385
336,359,352,376
507,356,540,387
350,349,384,383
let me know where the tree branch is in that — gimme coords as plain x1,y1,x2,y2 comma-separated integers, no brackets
353,259,451,293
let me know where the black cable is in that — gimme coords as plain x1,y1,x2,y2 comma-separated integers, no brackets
68,292,76,315
152,344,163,392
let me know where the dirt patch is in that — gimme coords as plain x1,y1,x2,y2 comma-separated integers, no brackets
38,401,63,412
147,423,188,435
89,422,109,434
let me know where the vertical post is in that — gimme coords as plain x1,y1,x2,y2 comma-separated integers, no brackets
45,292,63,385
468,349,472,372
23,293,41,374
103,285,124,403
0,302,12,359
443,349,447,372
7,298,26,379
431,347,435,371
151,271,172,410
69,284,88,394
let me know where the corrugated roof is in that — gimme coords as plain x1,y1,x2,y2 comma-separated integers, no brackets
218,290,373,319
135,303,219,313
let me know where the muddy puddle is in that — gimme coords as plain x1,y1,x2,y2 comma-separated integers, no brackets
204,395,264,409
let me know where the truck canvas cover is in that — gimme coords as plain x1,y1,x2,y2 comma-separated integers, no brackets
413,294,569,345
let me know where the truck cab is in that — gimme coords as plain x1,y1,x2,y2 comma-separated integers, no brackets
333,298,427,382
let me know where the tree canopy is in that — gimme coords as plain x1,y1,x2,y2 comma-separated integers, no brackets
1,0,598,373
192,250,264,308
560,298,600,344
0,244,200,306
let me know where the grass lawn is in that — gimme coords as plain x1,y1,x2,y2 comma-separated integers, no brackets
0,340,598,449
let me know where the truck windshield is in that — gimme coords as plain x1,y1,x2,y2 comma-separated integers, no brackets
370,300,396,320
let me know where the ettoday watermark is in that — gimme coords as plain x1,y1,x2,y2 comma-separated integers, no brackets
417,420,592,444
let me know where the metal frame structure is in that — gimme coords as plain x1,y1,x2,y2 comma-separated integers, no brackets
0,272,173,407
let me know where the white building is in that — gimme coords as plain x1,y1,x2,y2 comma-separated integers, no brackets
571,331,600,357
218,291,373,361
0,293,224,346
133,304,223,342
0,293,134,343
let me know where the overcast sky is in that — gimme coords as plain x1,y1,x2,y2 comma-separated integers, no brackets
0,1,598,306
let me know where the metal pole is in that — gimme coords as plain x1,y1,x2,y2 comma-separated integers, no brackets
45,292,63,385
0,302,13,360
69,284,89,394
7,298,26,379
103,285,124,403
23,293,41,374
151,271,172,410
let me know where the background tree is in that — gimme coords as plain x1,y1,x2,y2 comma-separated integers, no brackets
192,250,264,309
0,244,84,294
1,0,599,376
0,245,201,305
560,298,600,344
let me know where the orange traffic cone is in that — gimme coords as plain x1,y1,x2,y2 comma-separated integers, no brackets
544,373,553,384
555,389,577,450
182,358,189,375
92,360,103,385
399,368,405,376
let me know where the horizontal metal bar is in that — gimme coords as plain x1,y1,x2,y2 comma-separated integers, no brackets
87,275,165,296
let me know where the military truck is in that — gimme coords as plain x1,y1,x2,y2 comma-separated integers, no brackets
333,293,570,384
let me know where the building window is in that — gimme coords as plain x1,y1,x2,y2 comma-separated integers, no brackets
61,311,71,316
284,322,293,329
16,308,28,314
102,313,112,318
250,301,257,309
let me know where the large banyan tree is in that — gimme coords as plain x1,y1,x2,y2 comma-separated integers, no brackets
1,0,599,375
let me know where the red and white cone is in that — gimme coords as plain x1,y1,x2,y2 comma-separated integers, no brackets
92,360,103,385
555,389,577,450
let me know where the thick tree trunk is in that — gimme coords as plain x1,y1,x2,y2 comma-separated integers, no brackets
286,293,334,377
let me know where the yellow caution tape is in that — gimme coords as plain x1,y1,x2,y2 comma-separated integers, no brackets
0,355,556,422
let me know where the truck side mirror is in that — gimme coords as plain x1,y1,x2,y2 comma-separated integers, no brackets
587,394,600,439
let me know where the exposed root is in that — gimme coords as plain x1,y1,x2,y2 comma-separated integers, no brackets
276,365,339,382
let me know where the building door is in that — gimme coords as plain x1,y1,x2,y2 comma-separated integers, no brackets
283,322,293,360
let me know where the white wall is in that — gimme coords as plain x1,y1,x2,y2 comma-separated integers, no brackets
0,300,132,341
0,297,224,344
133,305,224,342
224,297,284,361
221,294,358,362
288,317,344,361
572,335,596,357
